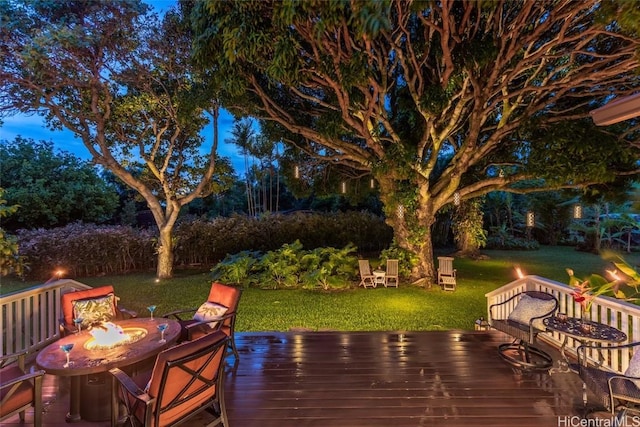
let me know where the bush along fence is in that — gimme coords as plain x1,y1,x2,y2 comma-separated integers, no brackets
16,211,393,279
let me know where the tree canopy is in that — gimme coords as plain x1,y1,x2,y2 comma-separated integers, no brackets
0,138,118,229
191,0,640,283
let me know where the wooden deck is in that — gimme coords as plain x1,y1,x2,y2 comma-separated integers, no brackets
3,330,612,427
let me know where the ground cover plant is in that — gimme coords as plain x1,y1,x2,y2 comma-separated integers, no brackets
2,247,638,332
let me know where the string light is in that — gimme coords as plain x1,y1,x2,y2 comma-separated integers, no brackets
526,211,535,227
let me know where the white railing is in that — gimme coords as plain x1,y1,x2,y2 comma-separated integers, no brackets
486,275,640,373
1,279,92,357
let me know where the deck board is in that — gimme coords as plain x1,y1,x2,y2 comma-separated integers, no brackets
2,330,614,426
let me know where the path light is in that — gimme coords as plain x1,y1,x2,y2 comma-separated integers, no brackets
526,211,535,227
573,204,582,219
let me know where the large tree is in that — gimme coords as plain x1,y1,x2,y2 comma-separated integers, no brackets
191,0,640,284
0,1,231,278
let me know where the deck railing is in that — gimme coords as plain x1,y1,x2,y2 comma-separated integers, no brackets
486,275,640,373
1,279,92,357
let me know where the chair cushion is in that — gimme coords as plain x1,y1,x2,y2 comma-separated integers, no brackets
72,293,117,328
625,350,640,384
0,366,33,417
62,285,116,327
193,302,228,328
507,294,555,330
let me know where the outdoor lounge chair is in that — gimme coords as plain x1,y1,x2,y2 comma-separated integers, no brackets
437,256,457,291
60,285,136,335
163,282,242,360
385,259,399,287
489,290,558,371
110,330,229,427
0,350,45,426
578,341,640,419
358,260,376,288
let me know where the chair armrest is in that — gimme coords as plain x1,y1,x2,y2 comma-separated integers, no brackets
0,350,27,369
163,308,198,322
0,369,45,390
109,368,152,403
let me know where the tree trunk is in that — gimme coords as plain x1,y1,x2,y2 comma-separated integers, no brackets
156,226,174,279
380,180,437,287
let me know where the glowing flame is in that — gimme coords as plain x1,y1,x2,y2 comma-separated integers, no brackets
515,266,525,279
89,322,129,347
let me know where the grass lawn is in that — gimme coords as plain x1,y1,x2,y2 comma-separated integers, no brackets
2,246,638,332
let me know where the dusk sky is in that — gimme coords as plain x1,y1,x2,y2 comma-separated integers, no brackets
0,0,250,174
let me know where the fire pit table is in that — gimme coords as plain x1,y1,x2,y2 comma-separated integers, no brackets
36,317,181,425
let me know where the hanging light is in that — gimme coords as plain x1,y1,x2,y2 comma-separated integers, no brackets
294,165,300,179
370,178,375,189
341,181,347,194
397,205,405,219
526,211,535,227
573,204,582,219
453,192,461,206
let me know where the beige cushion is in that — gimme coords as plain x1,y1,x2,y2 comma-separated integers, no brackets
507,294,555,330
72,294,116,328
625,350,640,381
193,302,228,328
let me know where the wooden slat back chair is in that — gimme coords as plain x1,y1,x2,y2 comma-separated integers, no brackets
164,282,242,360
489,290,558,371
358,260,376,288
385,259,399,287
60,285,136,335
0,350,45,426
437,256,457,291
578,341,640,419
110,330,229,427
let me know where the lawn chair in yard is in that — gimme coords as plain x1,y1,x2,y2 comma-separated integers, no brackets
358,260,376,288
385,259,399,287
164,282,242,360
110,330,229,427
437,256,457,291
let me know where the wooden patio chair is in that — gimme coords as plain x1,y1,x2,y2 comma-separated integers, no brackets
385,259,399,287
60,285,136,335
437,256,457,291
110,330,229,427
489,290,558,371
0,350,45,426
164,282,242,360
578,341,640,419
358,260,376,288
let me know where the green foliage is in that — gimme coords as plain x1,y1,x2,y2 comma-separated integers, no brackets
0,138,118,230
452,198,487,253
485,234,540,251
211,241,358,290
0,188,26,277
210,250,262,288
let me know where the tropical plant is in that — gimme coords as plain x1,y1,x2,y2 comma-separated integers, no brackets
568,254,640,315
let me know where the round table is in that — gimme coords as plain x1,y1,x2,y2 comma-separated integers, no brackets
37,317,181,424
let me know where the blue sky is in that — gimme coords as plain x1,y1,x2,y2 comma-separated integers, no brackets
0,0,248,174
